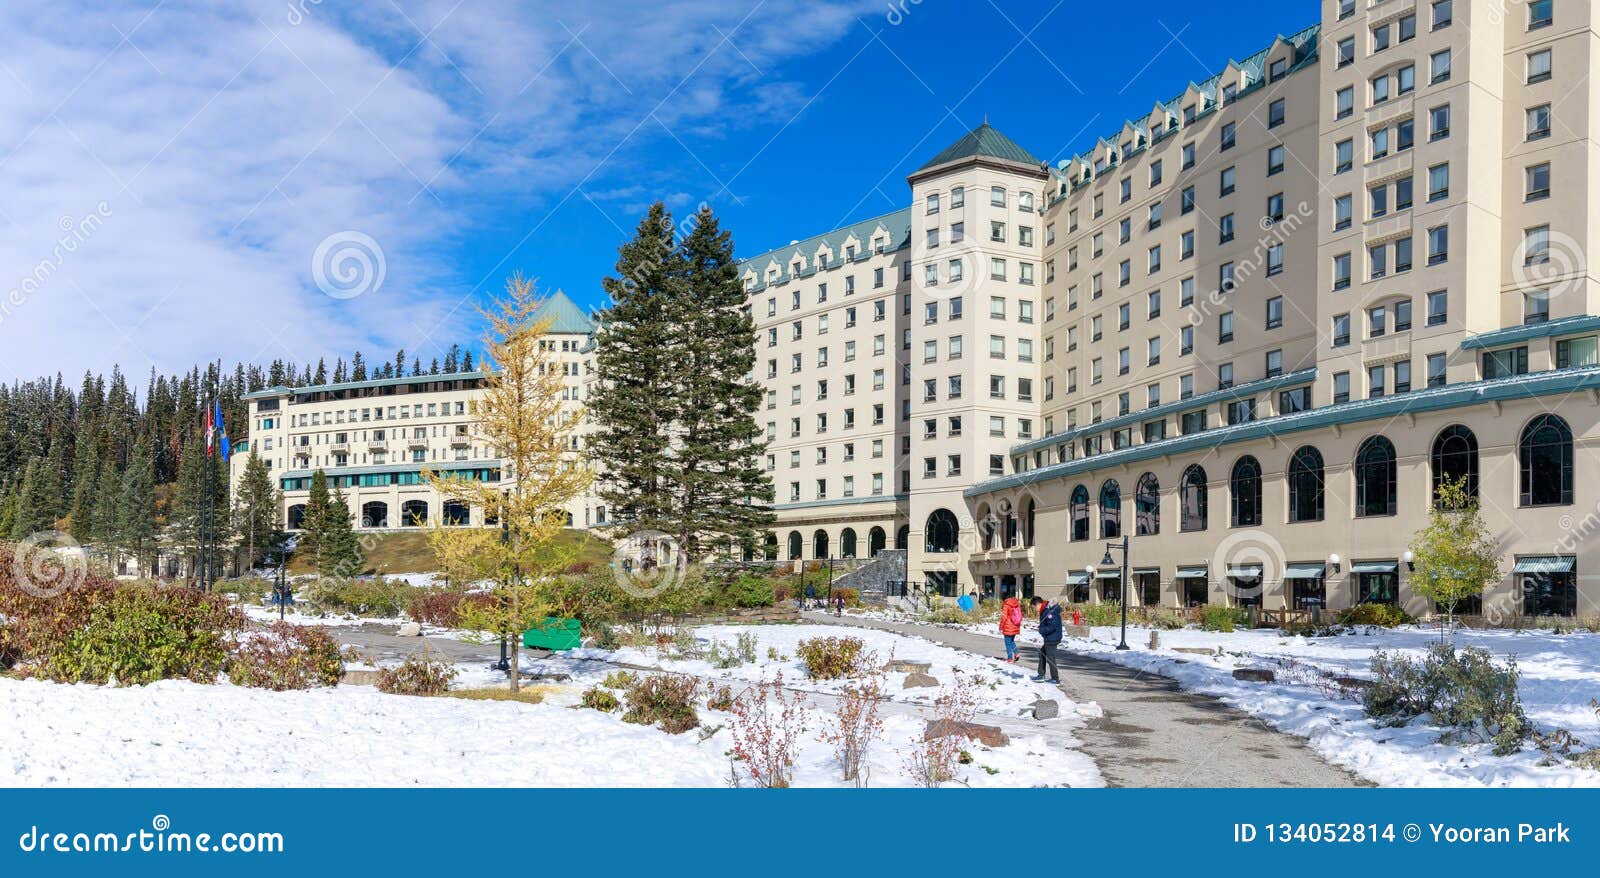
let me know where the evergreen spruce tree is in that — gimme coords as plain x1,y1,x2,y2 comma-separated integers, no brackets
351,351,367,381
461,351,474,371
666,206,774,558
589,202,681,536
90,452,120,548
234,451,278,572
67,439,100,542
9,457,54,538
116,446,158,575
316,489,364,578
411,357,422,377
299,469,332,567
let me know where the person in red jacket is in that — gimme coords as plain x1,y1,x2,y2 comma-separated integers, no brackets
999,590,1023,663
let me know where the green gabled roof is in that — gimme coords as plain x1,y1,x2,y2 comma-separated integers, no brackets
738,207,911,290
532,290,597,335
915,122,1041,174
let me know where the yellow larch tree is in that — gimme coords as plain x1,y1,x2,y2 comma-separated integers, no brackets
424,274,595,690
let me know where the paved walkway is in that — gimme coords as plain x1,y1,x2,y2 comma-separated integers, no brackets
806,612,1366,788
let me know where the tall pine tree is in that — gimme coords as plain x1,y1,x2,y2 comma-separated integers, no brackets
589,203,682,538
666,206,773,558
590,203,773,561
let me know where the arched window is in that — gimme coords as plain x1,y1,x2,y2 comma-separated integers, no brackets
1134,473,1160,535
925,509,960,553
1355,436,1397,517
1430,425,1478,503
896,525,909,550
401,499,429,526
1069,485,1090,541
976,504,997,550
286,504,307,530
787,531,803,561
1179,465,1208,532
840,527,857,559
360,501,388,529
1024,498,1037,548
1288,446,1325,522
442,500,470,526
1230,456,1262,527
764,532,778,561
1100,480,1121,539
1002,503,1019,548
813,529,830,559
1520,414,1573,506
868,526,886,557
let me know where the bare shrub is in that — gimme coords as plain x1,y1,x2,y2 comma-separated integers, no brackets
903,675,979,788
821,677,886,786
728,672,807,788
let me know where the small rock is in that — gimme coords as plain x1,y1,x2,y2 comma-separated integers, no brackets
1232,668,1275,682
903,671,939,689
1065,624,1092,639
925,719,1009,748
342,669,382,686
885,659,931,674
396,622,422,637
1032,698,1059,720
1173,647,1216,656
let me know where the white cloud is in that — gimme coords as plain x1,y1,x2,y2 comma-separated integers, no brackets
0,0,873,382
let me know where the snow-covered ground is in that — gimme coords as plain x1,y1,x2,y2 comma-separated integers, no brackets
880,610,1600,787
0,624,1101,788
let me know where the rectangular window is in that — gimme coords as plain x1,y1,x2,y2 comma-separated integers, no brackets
1427,352,1447,387
1429,49,1451,83
1332,313,1351,347
1427,290,1448,326
1481,347,1529,379
1335,139,1353,174
1526,162,1551,200
1527,104,1552,140
1333,371,1350,404
1429,104,1450,140
1528,48,1552,83
1557,336,1600,369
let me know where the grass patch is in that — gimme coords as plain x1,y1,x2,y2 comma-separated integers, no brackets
442,686,549,705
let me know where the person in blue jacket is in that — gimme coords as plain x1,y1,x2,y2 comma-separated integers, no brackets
1029,595,1062,684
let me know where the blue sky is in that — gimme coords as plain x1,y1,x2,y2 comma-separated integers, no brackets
0,0,1316,382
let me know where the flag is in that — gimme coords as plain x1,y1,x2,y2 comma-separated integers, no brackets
205,404,215,457
215,399,231,462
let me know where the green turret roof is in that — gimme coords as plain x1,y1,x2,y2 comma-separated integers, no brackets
916,122,1041,173
533,290,597,335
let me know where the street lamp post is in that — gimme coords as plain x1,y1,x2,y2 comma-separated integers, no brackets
1098,535,1132,651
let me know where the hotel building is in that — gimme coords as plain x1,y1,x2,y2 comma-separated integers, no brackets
231,292,606,535
238,0,1599,617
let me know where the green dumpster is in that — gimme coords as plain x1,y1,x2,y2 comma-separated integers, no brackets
523,617,582,651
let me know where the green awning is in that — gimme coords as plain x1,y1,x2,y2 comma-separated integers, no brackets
1175,565,1208,578
1065,572,1090,585
1093,570,1120,580
1132,567,1161,575
1512,556,1575,574
1350,561,1397,574
1226,564,1263,578
1284,563,1326,579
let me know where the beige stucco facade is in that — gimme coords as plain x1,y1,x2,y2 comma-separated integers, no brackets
235,0,1600,617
